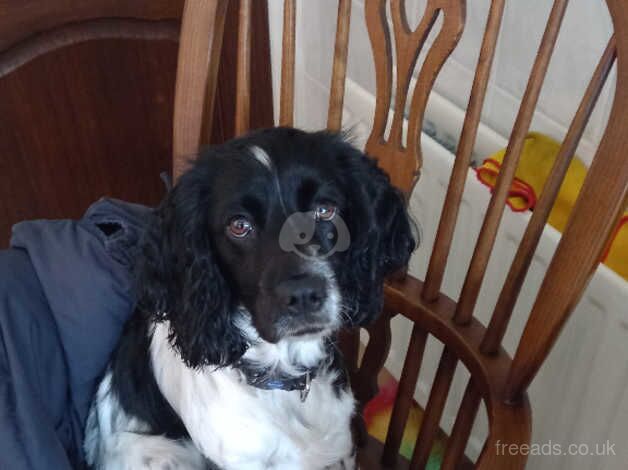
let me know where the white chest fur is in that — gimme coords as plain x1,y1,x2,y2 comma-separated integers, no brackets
150,322,356,470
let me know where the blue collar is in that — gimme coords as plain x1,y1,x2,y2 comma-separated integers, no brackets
235,360,319,402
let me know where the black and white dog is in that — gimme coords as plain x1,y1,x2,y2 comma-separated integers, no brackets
84,128,416,469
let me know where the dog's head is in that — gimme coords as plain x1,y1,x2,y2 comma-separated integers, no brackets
138,128,416,368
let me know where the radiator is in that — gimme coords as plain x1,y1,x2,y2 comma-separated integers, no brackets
297,73,628,469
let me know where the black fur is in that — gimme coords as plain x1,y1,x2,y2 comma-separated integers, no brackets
329,137,416,326
136,168,248,368
109,313,188,440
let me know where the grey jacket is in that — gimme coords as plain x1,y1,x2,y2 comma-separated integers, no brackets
0,198,152,469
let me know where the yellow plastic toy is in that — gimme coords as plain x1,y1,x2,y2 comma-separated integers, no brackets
476,132,627,280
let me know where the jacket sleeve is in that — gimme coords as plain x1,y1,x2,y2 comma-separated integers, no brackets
0,249,75,470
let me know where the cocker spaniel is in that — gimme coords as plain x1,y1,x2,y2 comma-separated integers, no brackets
84,127,416,469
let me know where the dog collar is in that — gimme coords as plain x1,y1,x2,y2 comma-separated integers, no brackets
235,360,319,402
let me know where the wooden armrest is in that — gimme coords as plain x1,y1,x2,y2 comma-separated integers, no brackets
349,274,531,469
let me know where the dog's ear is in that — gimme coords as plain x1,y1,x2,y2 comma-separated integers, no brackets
371,170,417,278
337,142,417,326
137,168,248,368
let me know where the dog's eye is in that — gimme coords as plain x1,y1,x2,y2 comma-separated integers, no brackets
314,204,337,221
228,217,253,238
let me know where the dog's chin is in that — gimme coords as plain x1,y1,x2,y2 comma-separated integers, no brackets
257,324,331,344
282,324,331,340
289,325,326,336
257,316,340,344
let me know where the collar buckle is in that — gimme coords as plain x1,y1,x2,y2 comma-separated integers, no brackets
299,370,311,402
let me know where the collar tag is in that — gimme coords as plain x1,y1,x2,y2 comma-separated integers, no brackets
300,370,311,402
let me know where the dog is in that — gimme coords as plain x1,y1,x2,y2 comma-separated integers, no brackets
84,127,416,469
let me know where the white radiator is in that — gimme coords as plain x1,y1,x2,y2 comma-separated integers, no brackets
296,73,628,469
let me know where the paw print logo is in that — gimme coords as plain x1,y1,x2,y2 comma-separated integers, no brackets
279,211,350,259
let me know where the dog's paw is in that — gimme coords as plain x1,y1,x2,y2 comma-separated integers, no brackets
94,434,209,470
325,455,356,470
137,454,208,470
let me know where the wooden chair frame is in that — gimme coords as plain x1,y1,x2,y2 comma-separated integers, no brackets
173,1,628,468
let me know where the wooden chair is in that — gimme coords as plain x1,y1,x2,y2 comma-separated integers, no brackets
174,0,627,468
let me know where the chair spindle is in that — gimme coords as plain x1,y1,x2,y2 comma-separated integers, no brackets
506,107,628,400
381,325,429,466
235,0,252,136
453,0,570,325
440,380,482,470
423,0,505,302
280,0,296,126
410,347,458,468
173,0,229,182
327,0,352,132
354,312,393,406
481,35,617,354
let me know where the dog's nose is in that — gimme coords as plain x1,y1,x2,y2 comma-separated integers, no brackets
275,275,327,315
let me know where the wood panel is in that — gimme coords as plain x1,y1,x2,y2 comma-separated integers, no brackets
0,0,183,52
0,36,178,247
0,0,273,247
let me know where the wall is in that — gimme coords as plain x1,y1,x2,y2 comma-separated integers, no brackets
278,0,615,166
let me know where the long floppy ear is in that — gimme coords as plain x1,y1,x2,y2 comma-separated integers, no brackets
137,168,248,368
371,170,417,278
338,141,417,326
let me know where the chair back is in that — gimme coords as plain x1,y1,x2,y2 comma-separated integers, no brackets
173,1,628,468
